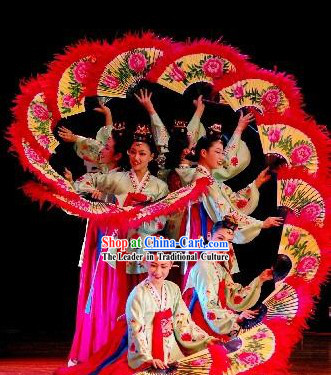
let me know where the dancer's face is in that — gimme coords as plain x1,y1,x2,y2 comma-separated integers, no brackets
211,227,234,243
99,137,118,164
200,140,224,170
128,142,154,173
146,259,172,285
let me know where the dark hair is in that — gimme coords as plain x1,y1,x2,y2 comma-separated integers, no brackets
186,135,226,163
165,128,190,169
109,130,130,170
211,216,238,237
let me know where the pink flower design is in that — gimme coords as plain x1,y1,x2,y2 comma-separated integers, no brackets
297,256,318,274
202,57,224,78
189,359,208,366
238,352,261,366
261,89,281,110
32,103,50,121
230,156,239,166
128,53,147,73
207,311,216,321
233,84,244,100
161,318,173,338
62,94,76,108
73,61,91,84
74,199,91,210
290,144,313,165
284,181,297,197
181,333,192,341
301,202,322,221
57,179,70,191
288,230,300,246
169,63,186,82
103,75,120,89
236,199,248,209
252,331,268,339
38,135,51,147
26,148,44,164
267,128,281,143
129,342,136,352
274,290,289,301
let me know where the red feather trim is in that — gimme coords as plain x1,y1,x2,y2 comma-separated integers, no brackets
42,40,108,120
256,111,331,177
243,284,314,374
20,177,211,235
277,166,331,198
21,180,136,227
208,344,230,374
7,132,79,200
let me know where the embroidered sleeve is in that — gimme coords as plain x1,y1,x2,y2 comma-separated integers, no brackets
194,264,240,335
126,288,153,369
225,274,263,312
173,285,212,351
96,125,112,145
74,136,102,164
222,181,260,215
213,133,251,182
187,114,206,144
150,113,169,151
73,173,100,195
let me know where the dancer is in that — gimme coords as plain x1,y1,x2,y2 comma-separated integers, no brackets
184,216,273,339
68,125,169,364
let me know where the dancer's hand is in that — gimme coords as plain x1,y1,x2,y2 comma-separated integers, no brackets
259,269,273,282
237,309,259,322
255,167,271,188
193,95,205,117
147,358,168,369
63,168,73,183
262,217,284,229
58,126,78,142
94,101,112,126
235,111,255,135
91,189,103,200
134,89,155,114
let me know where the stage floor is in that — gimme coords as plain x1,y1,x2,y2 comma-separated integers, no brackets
0,333,330,374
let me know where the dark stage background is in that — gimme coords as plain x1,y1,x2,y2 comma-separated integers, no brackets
0,13,329,358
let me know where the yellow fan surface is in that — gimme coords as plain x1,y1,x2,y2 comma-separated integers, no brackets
97,48,163,98
134,349,212,374
278,224,321,281
220,80,289,113
277,178,325,225
57,56,94,118
157,53,236,94
28,92,59,153
224,324,275,375
258,124,318,173
22,139,76,194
